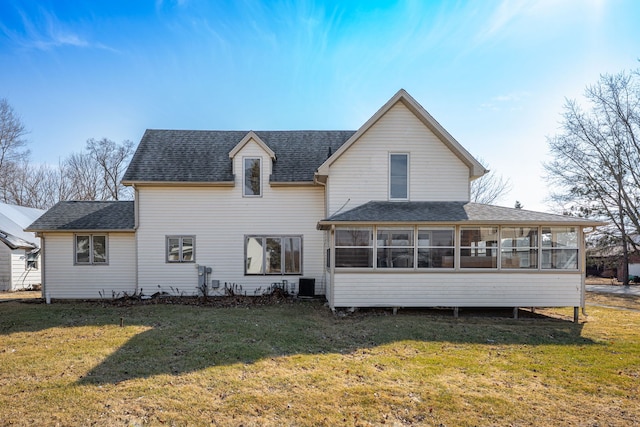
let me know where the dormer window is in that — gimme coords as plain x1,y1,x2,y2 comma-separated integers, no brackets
389,153,408,200
244,157,262,197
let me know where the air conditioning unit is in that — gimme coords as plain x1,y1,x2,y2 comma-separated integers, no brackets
298,278,315,297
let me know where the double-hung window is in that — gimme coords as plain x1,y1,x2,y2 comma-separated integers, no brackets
541,227,578,269
417,227,455,268
75,234,108,265
377,228,414,268
167,236,195,263
389,153,408,200
245,235,302,275
243,157,262,197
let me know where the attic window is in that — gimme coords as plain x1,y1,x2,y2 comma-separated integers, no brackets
244,158,262,197
389,153,408,200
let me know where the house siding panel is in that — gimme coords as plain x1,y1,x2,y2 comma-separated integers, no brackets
332,272,581,307
43,233,136,299
327,103,470,216
135,145,327,296
0,244,10,291
10,249,40,290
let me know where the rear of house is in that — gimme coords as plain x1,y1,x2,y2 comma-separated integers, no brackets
27,89,603,315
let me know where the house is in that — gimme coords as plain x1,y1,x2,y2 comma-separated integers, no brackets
0,202,45,291
27,89,603,318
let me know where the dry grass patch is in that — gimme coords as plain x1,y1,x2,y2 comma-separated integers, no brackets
1,297,639,426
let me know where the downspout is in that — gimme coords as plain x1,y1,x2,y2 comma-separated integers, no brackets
330,224,336,309
35,233,48,303
581,226,597,316
133,184,140,294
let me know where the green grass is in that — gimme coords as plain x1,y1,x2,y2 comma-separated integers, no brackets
1,296,639,426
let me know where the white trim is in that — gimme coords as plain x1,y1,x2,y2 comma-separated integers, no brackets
229,131,276,160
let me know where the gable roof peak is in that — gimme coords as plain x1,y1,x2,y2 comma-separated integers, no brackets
316,89,488,179
228,130,276,160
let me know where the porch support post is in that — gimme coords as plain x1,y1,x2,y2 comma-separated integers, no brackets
574,307,579,323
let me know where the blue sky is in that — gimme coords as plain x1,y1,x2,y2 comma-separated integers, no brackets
0,0,638,212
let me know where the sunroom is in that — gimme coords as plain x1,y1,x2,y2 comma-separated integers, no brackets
317,201,603,313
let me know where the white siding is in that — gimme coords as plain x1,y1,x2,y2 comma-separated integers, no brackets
0,245,41,291
10,250,41,290
327,102,470,216
136,139,327,296
42,233,136,299
0,244,10,291
332,272,582,308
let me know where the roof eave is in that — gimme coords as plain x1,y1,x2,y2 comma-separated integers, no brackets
317,219,606,230
25,228,136,233
122,180,235,187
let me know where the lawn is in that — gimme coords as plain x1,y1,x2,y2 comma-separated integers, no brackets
1,294,639,426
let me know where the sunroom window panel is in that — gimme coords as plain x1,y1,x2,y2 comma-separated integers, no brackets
335,248,373,268
460,227,498,269
377,248,414,268
542,249,578,269
418,248,455,268
501,249,538,269
336,228,372,246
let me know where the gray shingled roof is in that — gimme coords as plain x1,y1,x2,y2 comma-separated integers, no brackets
319,201,604,226
26,201,135,232
122,130,356,183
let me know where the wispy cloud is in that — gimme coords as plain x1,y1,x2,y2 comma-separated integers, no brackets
480,91,531,111
0,6,117,53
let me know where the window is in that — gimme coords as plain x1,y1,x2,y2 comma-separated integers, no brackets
460,227,498,268
26,250,39,270
244,157,261,196
335,227,373,268
245,235,302,275
377,228,414,268
167,236,195,263
417,227,455,268
389,153,408,200
541,227,578,269
501,227,538,269
75,234,108,265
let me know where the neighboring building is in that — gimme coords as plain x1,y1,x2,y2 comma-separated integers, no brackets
27,90,603,317
0,202,45,291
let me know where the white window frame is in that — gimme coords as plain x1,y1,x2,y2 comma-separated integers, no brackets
243,157,262,197
244,235,303,275
166,235,196,263
74,234,108,265
389,153,409,201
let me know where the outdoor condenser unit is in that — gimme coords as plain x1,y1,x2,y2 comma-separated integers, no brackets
298,277,315,297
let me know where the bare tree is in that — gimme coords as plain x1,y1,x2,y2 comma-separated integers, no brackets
545,68,640,285
470,158,511,204
86,138,134,200
0,99,30,203
63,151,102,201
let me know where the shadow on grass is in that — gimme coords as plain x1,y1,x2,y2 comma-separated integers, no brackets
0,299,593,385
